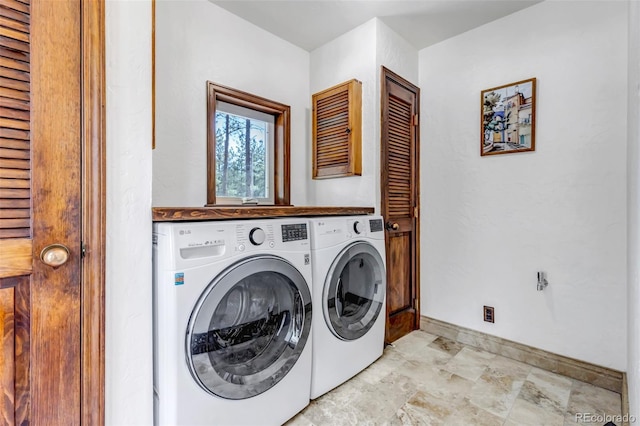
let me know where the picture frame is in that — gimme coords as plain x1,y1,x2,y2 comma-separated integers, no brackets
481,78,536,156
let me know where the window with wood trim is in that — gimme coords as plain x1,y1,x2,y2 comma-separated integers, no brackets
206,82,290,206
312,79,362,179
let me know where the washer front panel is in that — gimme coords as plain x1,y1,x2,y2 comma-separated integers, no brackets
323,242,386,341
186,255,312,400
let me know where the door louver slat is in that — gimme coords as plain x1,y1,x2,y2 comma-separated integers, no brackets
0,68,28,82
0,0,30,240
0,10,26,29
312,79,361,179
0,0,29,15
0,77,27,92
0,44,28,57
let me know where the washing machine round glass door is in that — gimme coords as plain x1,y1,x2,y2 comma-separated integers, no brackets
323,241,386,341
186,255,312,400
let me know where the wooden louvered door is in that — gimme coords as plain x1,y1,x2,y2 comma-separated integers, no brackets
0,1,84,424
380,67,420,343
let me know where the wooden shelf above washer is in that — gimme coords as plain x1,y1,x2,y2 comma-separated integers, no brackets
152,206,375,222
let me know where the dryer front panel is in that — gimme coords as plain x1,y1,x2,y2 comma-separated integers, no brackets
186,255,312,400
323,241,386,341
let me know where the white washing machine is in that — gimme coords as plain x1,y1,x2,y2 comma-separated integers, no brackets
308,215,386,399
153,218,313,426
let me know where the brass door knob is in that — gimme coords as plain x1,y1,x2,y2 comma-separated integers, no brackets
385,222,400,231
40,244,70,267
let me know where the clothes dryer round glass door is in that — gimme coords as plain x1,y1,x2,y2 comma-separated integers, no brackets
186,255,312,400
323,242,386,341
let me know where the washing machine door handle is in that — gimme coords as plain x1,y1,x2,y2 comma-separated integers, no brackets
335,277,343,318
290,292,304,347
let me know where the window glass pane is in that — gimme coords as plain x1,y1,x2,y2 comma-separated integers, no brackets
214,102,274,203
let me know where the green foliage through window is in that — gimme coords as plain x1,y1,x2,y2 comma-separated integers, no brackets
215,111,269,199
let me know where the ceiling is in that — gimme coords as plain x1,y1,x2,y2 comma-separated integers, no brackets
210,0,543,51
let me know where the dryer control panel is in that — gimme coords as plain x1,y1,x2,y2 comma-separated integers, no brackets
281,223,308,242
369,218,383,233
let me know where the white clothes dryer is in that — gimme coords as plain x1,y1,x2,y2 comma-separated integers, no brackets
308,215,386,399
153,218,313,426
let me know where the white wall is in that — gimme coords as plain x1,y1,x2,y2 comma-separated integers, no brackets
106,0,154,424
419,1,628,370
309,20,378,209
627,0,640,416
105,1,633,422
153,1,310,207
309,19,418,211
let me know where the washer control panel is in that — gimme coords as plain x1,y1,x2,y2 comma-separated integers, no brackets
155,219,311,270
236,223,274,249
281,223,308,242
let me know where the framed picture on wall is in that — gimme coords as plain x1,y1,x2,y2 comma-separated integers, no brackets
481,78,536,156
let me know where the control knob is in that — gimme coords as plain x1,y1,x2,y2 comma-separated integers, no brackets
353,221,364,234
249,227,266,245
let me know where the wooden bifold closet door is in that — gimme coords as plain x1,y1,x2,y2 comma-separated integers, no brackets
1,0,86,424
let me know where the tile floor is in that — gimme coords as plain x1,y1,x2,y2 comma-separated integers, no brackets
288,330,623,426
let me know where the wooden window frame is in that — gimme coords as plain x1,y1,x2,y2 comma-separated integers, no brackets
206,82,290,206
312,79,362,179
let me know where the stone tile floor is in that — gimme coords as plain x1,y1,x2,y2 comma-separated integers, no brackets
288,330,623,426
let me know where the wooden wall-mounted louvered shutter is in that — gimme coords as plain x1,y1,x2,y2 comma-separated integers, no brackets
312,79,361,179
0,0,32,279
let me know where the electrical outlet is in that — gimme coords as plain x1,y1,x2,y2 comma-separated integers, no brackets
483,306,495,323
